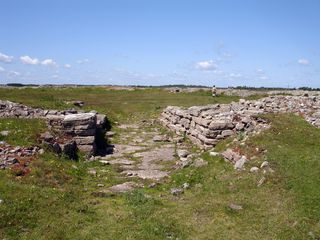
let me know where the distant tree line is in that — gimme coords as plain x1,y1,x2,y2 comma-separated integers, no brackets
6,83,39,87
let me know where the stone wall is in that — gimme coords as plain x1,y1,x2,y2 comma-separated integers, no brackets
0,100,108,156
47,112,107,154
0,100,45,118
217,89,320,97
160,96,320,149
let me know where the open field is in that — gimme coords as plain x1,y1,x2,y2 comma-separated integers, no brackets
0,87,319,239
0,87,264,122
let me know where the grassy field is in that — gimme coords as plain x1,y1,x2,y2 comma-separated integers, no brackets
0,87,258,123
0,87,319,239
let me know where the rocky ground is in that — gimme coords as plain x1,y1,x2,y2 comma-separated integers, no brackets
1,88,320,239
88,121,206,195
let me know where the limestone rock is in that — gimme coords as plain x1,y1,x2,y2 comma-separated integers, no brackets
250,166,259,173
234,156,247,170
192,158,208,168
260,161,269,169
109,182,141,193
221,149,241,163
170,188,184,196
229,203,243,211
177,149,189,158
152,135,170,142
63,113,96,125
209,151,220,157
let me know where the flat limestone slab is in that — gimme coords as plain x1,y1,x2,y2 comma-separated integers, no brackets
109,182,141,193
63,112,96,122
123,169,169,180
108,159,135,165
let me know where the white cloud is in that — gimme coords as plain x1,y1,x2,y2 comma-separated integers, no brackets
298,58,310,65
77,59,90,64
20,56,58,67
195,60,217,71
64,64,71,69
256,68,264,73
259,76,269,80
229,73,242,78
41,59,57,67
0,52,14,63
20,55,39,65
0,66,5,72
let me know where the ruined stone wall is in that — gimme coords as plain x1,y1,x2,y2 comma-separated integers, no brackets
0,100,107,155
0,100,45,118
216,89,320,97
160,96,320,149
46,112,107,154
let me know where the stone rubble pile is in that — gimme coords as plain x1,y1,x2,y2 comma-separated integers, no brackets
160,95,320,149
220,148,248,171
0,141,41,169
0,100,45,118
0,100,108,156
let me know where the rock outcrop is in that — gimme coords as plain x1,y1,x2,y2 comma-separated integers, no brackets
160,95,320,149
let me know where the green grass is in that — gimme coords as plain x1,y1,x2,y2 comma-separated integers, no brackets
0,87,241,123
0,118,46,146
0,87,319,239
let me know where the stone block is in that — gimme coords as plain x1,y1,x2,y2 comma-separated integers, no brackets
74,136,95,145
209,120,233,130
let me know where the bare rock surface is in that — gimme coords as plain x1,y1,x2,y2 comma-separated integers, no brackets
109,182,141,193
91,121,180,193
108,158,135,165
123,169,169,180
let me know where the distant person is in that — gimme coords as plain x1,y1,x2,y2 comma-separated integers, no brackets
212,85,217,97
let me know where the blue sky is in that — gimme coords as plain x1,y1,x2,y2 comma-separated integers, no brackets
0,0,319,87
